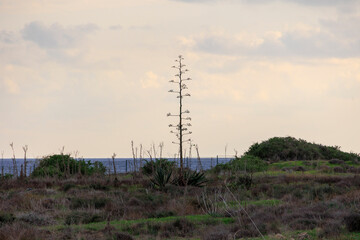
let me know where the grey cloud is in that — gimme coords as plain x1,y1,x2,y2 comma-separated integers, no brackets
187,16,360,58
129,25,152,30
172,0,358,6
0,31,16,44
22,22,98,49
109,25,123,30
320,17,360,40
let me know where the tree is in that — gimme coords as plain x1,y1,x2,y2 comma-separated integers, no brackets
167,55,192,181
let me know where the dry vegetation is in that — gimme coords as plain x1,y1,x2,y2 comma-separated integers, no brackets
1,137,360,240
1,165,360,239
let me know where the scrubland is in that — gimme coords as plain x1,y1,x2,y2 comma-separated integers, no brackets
1,137,360,240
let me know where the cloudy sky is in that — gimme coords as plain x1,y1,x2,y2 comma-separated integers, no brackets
1,0,360,158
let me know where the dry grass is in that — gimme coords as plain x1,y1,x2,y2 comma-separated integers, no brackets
0,169,359,239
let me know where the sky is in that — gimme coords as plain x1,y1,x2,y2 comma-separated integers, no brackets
1,0,360,158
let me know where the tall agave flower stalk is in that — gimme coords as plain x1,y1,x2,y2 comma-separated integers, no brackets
167,55,193,181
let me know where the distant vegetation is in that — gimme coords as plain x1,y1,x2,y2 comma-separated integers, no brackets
31,154,106,178
245,136,360,162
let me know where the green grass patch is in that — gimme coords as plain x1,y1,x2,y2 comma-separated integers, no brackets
50,214,234,232
218,199,282,208
270,160,305,169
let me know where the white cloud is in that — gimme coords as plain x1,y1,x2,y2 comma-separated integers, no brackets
3,78,19,94
141,71,161,89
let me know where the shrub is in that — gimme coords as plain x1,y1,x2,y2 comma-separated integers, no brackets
31,154,106,178
289,218,317,230
162,218,195,237
113,232,134,240
146,222,161,235
309,184,334,201
333,166,345,173
18,212,52,226
0,173,13,180
0,213,15,226
344,213,360,232
90,183,109,191
245,136,360,162
318,219,342,238
235,174,252,190
142,159,175,176
329,159,345,165
0,222,43,240
201,225,229,240
147,210,175,218
70,197,109,209
62,183,76,192
65,211,104,225
226,155,268,175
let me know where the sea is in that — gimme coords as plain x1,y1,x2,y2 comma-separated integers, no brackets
0,157,232,176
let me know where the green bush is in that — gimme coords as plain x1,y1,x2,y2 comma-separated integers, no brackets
31,154,106,178
142,158,176,176
0,173,13,180
229,175,253,190
245,136,360,162
227,155,268,174
214,155,267,175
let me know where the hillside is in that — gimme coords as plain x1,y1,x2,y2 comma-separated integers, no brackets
245,136,359,162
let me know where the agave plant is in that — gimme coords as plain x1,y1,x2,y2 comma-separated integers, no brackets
142,158,175,176
149,166,173,190
173,169,207,187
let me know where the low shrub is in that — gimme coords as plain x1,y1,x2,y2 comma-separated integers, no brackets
309,184,334,201
17,212,52,226
31,154,106,178
0,212,15,226
147,210,175,218
62,183,76,192
201,225,229,240
333,166,345,173
235,175,252,190
344,213,360,232
70,197,109,209
65,211,104,225
318,219,342,238
329,159,345,165
289,217,317,230
161,218,195,237
90,183,109,191
146,222,161,235
0,222,43,240
231,223,259,238
113,232,134,240
142,159,175,176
